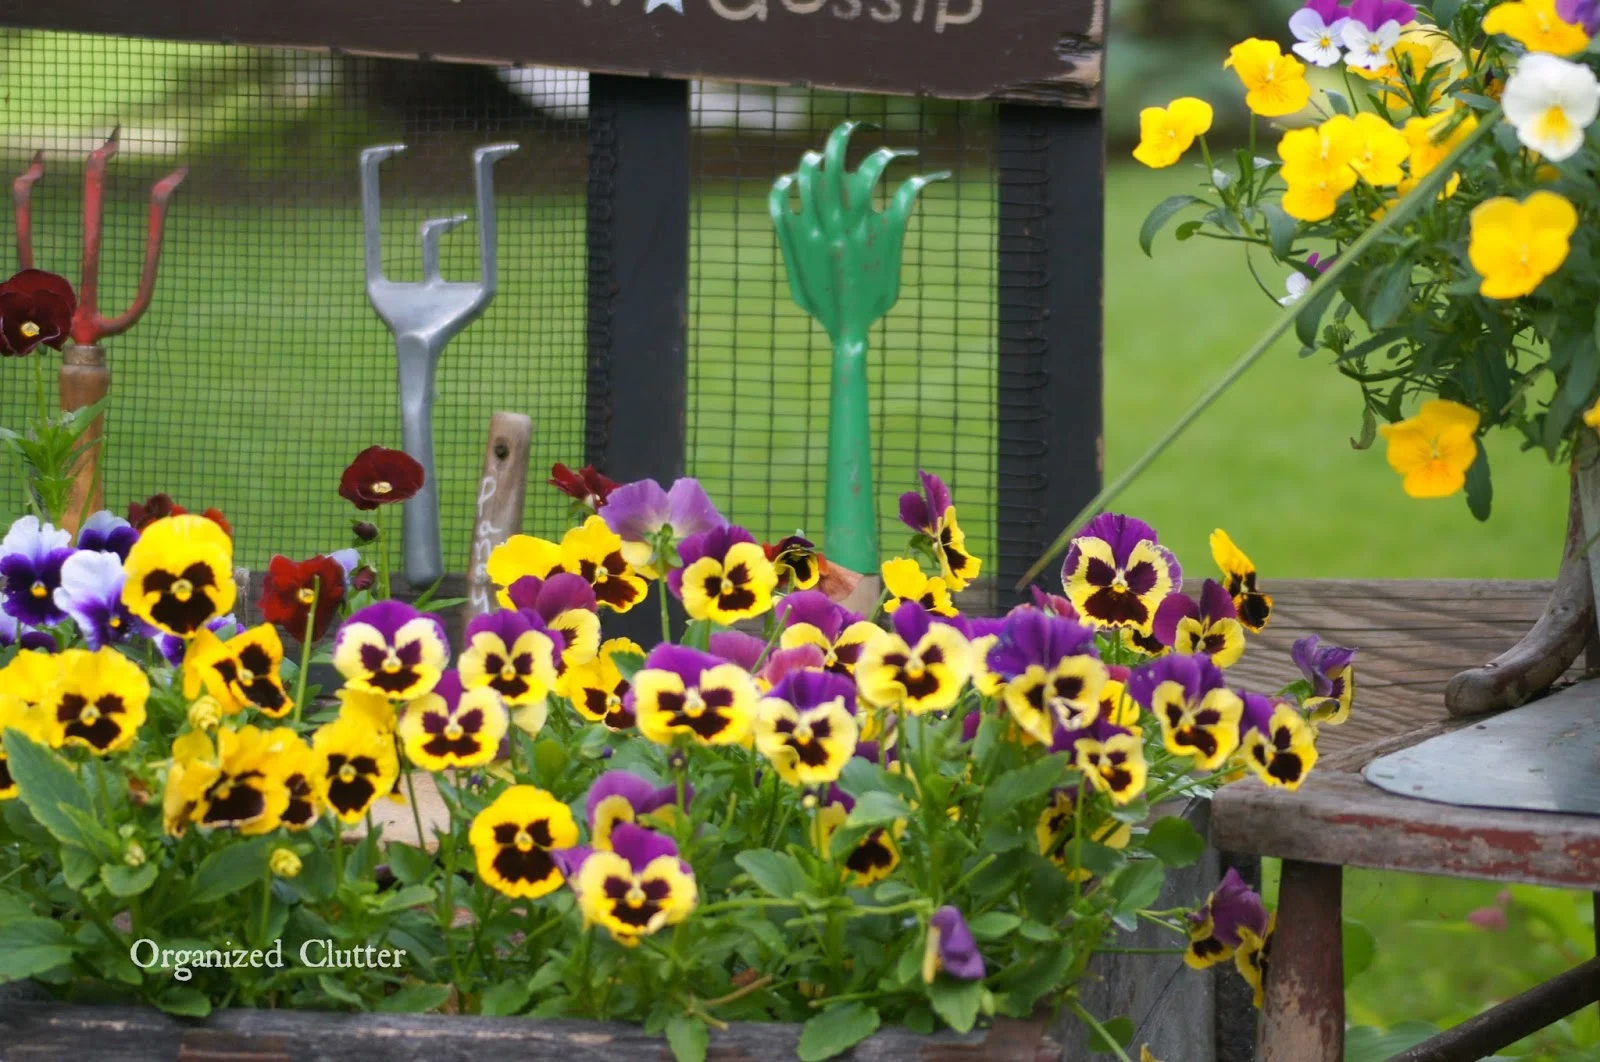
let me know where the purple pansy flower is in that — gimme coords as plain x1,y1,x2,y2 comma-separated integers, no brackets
1187,868,1271,967
1129,654,1243,769
601,477,725,566
898,470,980,590
1346,0,1414,30
75,511,138,559
508,571,599,622
585,769,688,849
1559,0,1600,35
925,907,986,981
775,589,878,676
1152,579,1245,666
459,607,564,706
629,642,758,746
986,608,1106,743
666,524,759,598
709,629,766,671
0,515,74,627
985,607,1100,680
53,549,137,649
1060,513,1181,634
1235,690,1319,788
777,590,861,640
898,469,953,535
1292,633,1357,725
333,599,450,700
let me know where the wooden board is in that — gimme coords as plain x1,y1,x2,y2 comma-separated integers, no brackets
0,0,1106,109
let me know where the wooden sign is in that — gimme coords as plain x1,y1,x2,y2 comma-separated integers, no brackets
2,0,1105,108
464,411,533,622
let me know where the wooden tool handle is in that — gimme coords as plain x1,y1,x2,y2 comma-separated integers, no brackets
59,344,108,536
464,412,533,620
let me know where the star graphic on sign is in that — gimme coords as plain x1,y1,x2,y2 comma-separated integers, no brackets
644,0,683,12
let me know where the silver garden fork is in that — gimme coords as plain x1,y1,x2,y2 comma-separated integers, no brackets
360,142,519,590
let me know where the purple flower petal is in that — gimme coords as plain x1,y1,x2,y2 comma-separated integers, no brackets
762,644,826,686
1127,653,1227,711
552,846,595,881
1151,592,1198,648
642,643,727,688
767,668,855,711
53,550,133,650
1206,868,1271,948
343,599,441,641
536,573,599,620
709,630,766,671
670,524,758,597
1198,579,1238,622
665,478,725,539
76,511,138,559
611,822,682,874
984,608,1099,680
930,906,985,980
1238,691,1277,737
1559,0,1600,34
585,770,665,826
898,490,932,534
600,478,671,542
889,600,934,646
465,608,536,649
1302,0,1346,24
776,589,854,641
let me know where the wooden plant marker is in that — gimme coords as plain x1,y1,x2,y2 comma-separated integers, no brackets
465,411,532,621
59,344,108,536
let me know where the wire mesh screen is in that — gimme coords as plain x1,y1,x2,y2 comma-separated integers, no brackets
0,30,1008,579
0,31,589,569
688,90,998,568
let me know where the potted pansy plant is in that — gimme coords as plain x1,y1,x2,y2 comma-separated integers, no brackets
0,432,1362,1060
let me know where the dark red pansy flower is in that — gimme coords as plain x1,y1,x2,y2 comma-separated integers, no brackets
128,493,185,529
259,554,347,643
0,269,76,356
339,446,424,510
202,508,233,539
548,463,619,510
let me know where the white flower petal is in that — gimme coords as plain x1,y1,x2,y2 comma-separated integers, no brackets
1293,39,1345,67
1288,7,1329,41
1503,53,1600,162
0,514,70,559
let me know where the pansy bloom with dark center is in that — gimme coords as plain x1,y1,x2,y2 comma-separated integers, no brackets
174,724,292,833
339,446,424,510
765,534,824,590
585,769,686,850
922,906,986,982
1058,717,1148,805
880,557,958,616
899,470,982,591
777,591,882,677
0,268,75,355
0,648,62,710
44,647,150,755
1210,529,1273,632
631,644,758,747
489,515,649,614
507,573,601,668
53,549,137,649
561,637,643,730
755,669,860,786
669,525,779,625
185,623,294,719
1234,915,1275,1008
0,515,73,627
549,462,620,512
601,476,724,571
857,603,972,715
333,600,449,701
1152,578,1246,667
986,608,1108,744
121,515,237,637
312,715,400,824
258,554,347,643
965,615,1007,698
263,727,324,832
1129,654,1243,770
1185,868,1271,972
1036,787,1132,881
1061,513,1181,634
0,693,48,800
812,785,905,886
1098,671,1142,732
1292,633,1357,725
469,784,579,899
570,823,698,947
76,510,138,559
399,670,510,771
1238,692,1319,790
458,609,559,707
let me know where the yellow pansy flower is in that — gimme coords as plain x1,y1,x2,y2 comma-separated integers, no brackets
1132,98,1214,169
1468,191,1577,300
1225,39,1312,118
1377,399,1481,499
1483,0,1589,56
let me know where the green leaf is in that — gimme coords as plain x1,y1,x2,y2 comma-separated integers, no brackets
735,849,808,899
797,1002,881,1062
2,727,101,853
1343,918,1378,987
1324,88,1353,115
188,836,272,905
844,790,911,828
377,983,453,1013
1351,404,1377,451
837,756,917,802
533,739,568,783
611,651,646,683
101,861,160,898
386,841,435,885
980,754,1071,820
1344,1021,1444,1062
1143,816,1205,868
1543,332,1597,455
0,916,73,982
1111,859,1166,918
61,845,100,890
1086,1014,1134,1054
371,884,437,914
1139,195,1207,256
1464,442,1492,522
927,977,983,1034
1294,281,1338,350
1260,201,1297,260
156,985,213,1018
666,1013,711,1062
318,974,365,1006
1365,254,1414,331
966,911,1021,941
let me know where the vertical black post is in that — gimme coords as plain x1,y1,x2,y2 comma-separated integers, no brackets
586,74,691,644
994,105,1104,604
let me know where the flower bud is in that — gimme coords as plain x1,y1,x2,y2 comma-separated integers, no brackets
187,695,223,731
123,841,146,868
352,520,379,542
270,848,303,879
350,565,377,592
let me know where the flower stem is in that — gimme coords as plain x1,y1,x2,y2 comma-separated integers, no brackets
658,579,672,645
1069,1000,1135,1062
1016,109,1502,588
403,764,428,850
292,577,319,725
374,506,392,600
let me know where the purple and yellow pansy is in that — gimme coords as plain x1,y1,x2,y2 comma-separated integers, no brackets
754,669,860,786
1152,578,1246,667
669,524,779,625
1061,513,1181,634
899,470,982,591
561,637,643,730
856,603,972,715
630,644,758,747
469,784,579,899
1237,692,1319,790
777,591,883,677
332,600,449,701
398,669,510,771
1128,654,1242,770
568,823,698,946
986,608,1108,744
1292,633,1356,725
457,609,560,707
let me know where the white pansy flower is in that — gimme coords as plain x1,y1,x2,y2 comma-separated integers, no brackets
1279,272,1312,307
1341,18,1402,71
1290,7,1349,67
1502,53,1600,163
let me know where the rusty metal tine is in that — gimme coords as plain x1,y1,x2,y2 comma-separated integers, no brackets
360,144,406,289
86,165,188,342
77,127,122,328
420,215,468,285
13,151,44,270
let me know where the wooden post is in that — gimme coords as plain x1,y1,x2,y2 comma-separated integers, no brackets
465,412,533,621
58,344,108,536
1261,860,1343,1062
